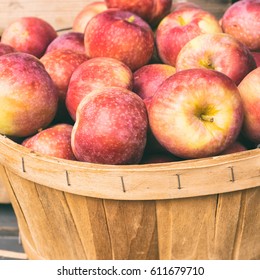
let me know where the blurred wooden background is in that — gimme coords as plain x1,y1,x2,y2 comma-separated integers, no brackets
0,0,232,34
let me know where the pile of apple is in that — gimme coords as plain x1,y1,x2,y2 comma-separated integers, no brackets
0,0,259,165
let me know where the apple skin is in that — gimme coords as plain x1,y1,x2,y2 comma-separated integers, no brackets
84,9,155,71
222,0,260,51
238,67,260,143
40,49,88,102
0,52,58,137
176,33,257,85
22,124,77,160
72,1,108,33
71,87,148,165
252,52,260,67
1,17,57,58
105,0,172,26
0,43,16,56
220,141,247,155
148,68,244,159
66,57,133,121
45,32,85,54
133,63,176,100
155,8,222,67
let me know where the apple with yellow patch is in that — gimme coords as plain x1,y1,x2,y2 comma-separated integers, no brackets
176,33,257,85
148,69,244,159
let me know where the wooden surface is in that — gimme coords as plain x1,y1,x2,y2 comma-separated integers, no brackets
0,134,259,200
0,135,259,259
2,167,259,260
0,0,93,34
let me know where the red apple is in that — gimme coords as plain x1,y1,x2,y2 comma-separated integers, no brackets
105,0,172,26
66,57,133,120
176,33,257,85
22,124,76,160
72,1,108,33
0,52,58,137
133,63,176,100
45,32,85,54
238,67,260,143
1,17,57,58
0,42,16,56
40,49,88,102
84,9,155,71
252,52,260,67
222,0,260,51
220,141,247,155
148,69,244,159
71,87,148,164
155,7,222,66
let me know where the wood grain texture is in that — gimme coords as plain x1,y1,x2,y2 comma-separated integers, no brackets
2,165,259,260
0,165,10,203
0,135,259,200
0,0,94,34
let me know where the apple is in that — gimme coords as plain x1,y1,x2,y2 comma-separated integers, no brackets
22,124,76,160
105,0,172,26
176,33,257,85
45,32,85,54
221,0,260,51
0,42,16,56
238,67,260,143
40,49,88,102
148,68,244,159
66,57,133,121
133,63,176,100
72,1,108,33
155,7,222,67
71,87,148,164
252,52,260,67
220,141,247,155
1,17,57,58
0,52,58,137
84,9,155,71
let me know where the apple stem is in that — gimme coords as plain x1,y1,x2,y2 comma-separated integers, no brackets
127,15,135,23
200,114,214,122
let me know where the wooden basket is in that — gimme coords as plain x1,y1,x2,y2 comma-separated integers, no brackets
0,134,259,260
0,178,10,204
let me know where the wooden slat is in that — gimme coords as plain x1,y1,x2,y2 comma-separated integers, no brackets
0,135,259,200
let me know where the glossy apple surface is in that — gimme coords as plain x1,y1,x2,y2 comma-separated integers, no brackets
176,33,257,85
84,9,154,71
73,1,108,33
66,57,133,120
238,67,260,143
222,0,260,51
156,8,222,66
22,124,76,160
0,52,58,137
45,32,85,54
0,43,16,56
133,63,176,100
71,87,148,164
105,0,172,26
148,69,244,159
1,17,57,58
40,49,88,102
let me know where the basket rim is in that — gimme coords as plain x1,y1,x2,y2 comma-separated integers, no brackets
0,133,259,200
